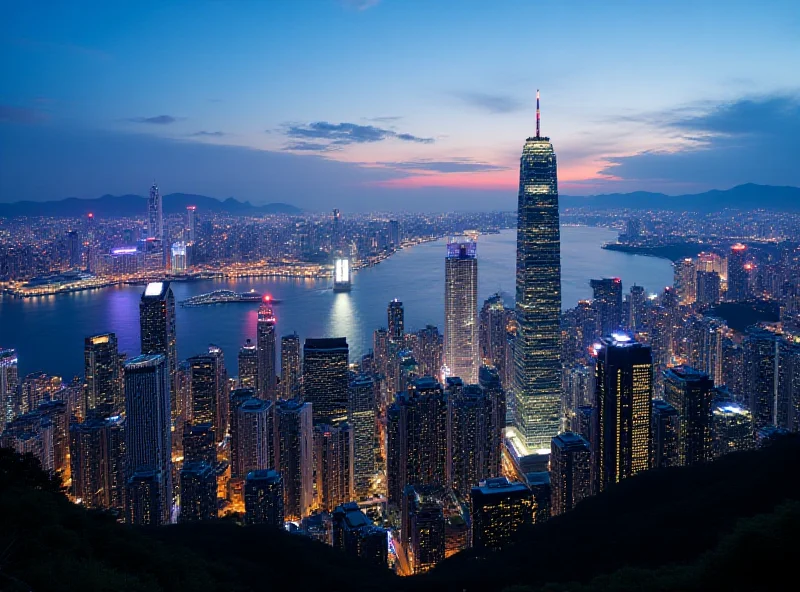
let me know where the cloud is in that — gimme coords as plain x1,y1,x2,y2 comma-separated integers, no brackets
599,93,800,188
0,105,47,124
190,131,226,137
282,121,433,150
452,91,525,114
128,115,178,125
366,115,403,123
284,141,337,152
386,159,510,173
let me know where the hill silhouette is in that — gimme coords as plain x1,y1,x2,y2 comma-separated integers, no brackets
1,437,798,591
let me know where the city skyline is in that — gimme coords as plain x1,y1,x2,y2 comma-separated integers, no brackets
2,1,800,211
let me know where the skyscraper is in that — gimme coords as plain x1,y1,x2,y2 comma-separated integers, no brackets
651,399,680,469
139,282,177,418
179,462,217,522
664,366,714,467
743,327,782,430
274,399,313,520
124,354,172,525
593,333,653,492
1,348,19,426
696,271,721,306
448,383,494,500
303,337,349,425
188,345,227,442
628,284,647,333
332,502,388,567
479,365,506,478
257,298,277,400
182,422,216,466
512,91,562,450
413,325,443,380
550,432,592,516
674,258,697,305
244,469,284,526
348,374,377,498
401,485,446,574
83,333,123,419
591,277,623,336
388,299,405,343
727,243,748,301
444,240,479,384
470,477,534,551
712,400,754,458
185,205,197,243
231,397,274,479
69,415,125,512
147,182,163,241
280,332,301,399
238,338,258,391
313,422,354,512
480,293,511,375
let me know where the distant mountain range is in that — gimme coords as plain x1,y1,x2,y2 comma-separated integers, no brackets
0,193,301,218
561,183,800,212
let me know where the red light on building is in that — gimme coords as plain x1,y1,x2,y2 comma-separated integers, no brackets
87,212,94,219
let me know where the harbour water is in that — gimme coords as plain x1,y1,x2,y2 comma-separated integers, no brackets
0,226,674,378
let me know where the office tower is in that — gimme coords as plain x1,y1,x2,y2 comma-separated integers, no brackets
274,399,313,520
179,461,217,522
712,400,754,458
257,298,277,400
389,219,400,247
696,271,721,306
512,98,562,452
651,399,680,469
185,205,197,243
386,377,448,504
401,485,446,574
524,472,552,523
550,432,591,515
444,240,479,384
238,339,258,391
189,345,227,442
470,477,534,551
628,285,647,333
231,397,274,479
1,348,20,426
244,469,284,526
147,182,163,241
479,293,511,373
69,416,125,511
126,469,162,526
571,405,595,443
388,299,404,342
170,242,187,273
664,366,714,466
313,423,354,512
674,258,697,305
37,400,69,476
448,384,494,500
689,316,726,386
175,361,192,423
124,354,172,525
479,365,506,478
348,375,376,498
373,328,391,378
594,334,653,492
563,364,594,426
67,230,82,267
280,332,301,399
743,327,782,430
728,243,748,301
139,282,177,418
413,325,443,380
83,333,122,419
303,337,349,425
182,422,216,465
332,502,388,567
591,278,623,335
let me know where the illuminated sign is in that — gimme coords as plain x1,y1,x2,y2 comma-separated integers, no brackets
144,282,164,296
335,257,349,283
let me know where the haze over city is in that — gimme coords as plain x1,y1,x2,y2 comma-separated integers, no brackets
2,0,799,210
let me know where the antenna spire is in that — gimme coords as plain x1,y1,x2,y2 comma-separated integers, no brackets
536,89,541,138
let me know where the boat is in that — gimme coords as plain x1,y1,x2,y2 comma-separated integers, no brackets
180,289,280,307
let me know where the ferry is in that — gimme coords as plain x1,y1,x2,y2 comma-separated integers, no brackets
180,289,277,307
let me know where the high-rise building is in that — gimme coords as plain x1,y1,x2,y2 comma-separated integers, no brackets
1,348,19,426
591,278,623,336
444,240,479,383
696,271,721,306
550,432,592,516
182,422,216,466
179,461,217,522
593,333,652,492
313,423,354,512
280,332,301,399
67,230,83,268
126,469,163,526
401,485,446,574
674,258,697,305
448,383,494,500
274,399,313,520
664,365,714,467
257,298,277,400
479,293,512,376
512,95,562,451
470,477,534,551
389,220,400,247
743,327,787,430
231,397,274,479
170,242,187,273
244,469,284,526
712,400,754,458
124,354,172,525
651,399,680,469
332,502,388,567
413,325,443,380
139,282,177,418
188,345,228,442
525,471,552,524
688,316,727,386
386,377,448,504
478,365,506,478
69,416,125,512
302,337,349,425
185,205,197,243
628,285,647,333
388,299,404,342
238,339,258,391
147,182,163,241
83,333,123,419
727,243,749,301
348,374,376,498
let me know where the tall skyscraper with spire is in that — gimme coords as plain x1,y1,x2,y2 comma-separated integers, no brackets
147,182,163,241
512,91,562,450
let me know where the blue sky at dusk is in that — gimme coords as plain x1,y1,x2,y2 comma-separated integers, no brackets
1,0,799,211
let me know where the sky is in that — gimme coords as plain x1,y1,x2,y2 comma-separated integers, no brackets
1,0,799,211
